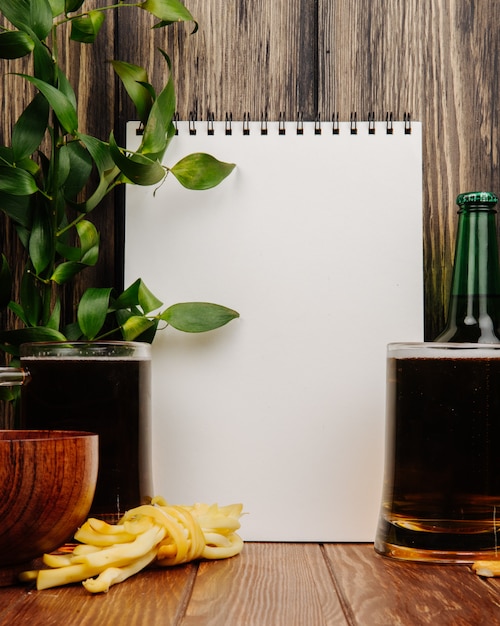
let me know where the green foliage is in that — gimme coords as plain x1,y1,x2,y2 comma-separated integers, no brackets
0,0,238,356
160,302,241,333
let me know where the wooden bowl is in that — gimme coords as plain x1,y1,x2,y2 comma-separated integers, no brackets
0,430,98,582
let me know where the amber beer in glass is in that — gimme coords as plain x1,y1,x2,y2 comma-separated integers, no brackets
375,342,500,563
19,341,152,521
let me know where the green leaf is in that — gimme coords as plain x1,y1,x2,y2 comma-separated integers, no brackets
0,191,31,227
0,387,16,401
76,219,99,265
160,302,239,332
136,80,157,102
115,310,159,343
0,30,35,59
136,321,159,343
70,10,106,44
170,153,236,190
65,0,84,12
137,280,163,314
109,132,165,185
0,0,54,40
20,268,42,326
50,261,85,284
55,240,80,262
78,134,114,173
8,301,28,325
45,297,61,330
63,320,82,341
48,0,65,17
111,60,153,123
61,141,93,199
0,145,14,164
112,278,163,314
13,225,30,251
12,93,49,161
53,186,67,230
56,65,77,110
140,0,197,29
80,246,99,266
121,315,156,341
0,254,12,308
110,278,142,309
17,74,78,134
0,147,39,176
55,144,71,188
138,51,175,160
16,156,40,175
0,166,38,195
71,134,119,212
32,36,54,83
77,287,113,339
0,326,67,349
29,205,53,274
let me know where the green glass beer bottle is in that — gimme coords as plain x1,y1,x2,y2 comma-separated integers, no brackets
434,191,500,342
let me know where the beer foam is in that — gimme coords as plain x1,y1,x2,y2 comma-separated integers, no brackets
21,355,148,361
388,342,500,359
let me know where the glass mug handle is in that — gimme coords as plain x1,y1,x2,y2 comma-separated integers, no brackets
0,367,30,386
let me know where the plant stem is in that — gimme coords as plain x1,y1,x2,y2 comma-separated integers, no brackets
40,24,62,325
56,177,121,238
55,3,141,26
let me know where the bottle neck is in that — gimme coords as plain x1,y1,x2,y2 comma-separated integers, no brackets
436,206,500,342
450,207,500,296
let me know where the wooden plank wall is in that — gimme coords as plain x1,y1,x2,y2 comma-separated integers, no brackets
127,0,499,342
1,1,500,369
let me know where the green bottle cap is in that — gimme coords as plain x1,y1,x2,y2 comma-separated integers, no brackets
457,191,498,207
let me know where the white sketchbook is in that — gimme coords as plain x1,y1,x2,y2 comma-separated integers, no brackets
125,119,423,541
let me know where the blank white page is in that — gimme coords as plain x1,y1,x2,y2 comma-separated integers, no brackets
125,120,423,541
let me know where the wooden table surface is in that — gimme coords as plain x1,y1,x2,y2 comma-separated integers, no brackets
2,543,500,625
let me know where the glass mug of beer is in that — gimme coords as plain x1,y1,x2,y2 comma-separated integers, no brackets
375,342,500,563
0,341,153,522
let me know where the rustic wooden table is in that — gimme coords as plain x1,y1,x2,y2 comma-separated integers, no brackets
1,543,500,625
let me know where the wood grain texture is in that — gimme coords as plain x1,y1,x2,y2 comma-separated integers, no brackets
2,0,500,418
0,431,98,571
183,543,347,625
0,564,198,626
3,543,500,624
0,1,119,352
419,1,500,338
116,0,500,339
0,1,119,424
324,543,500,625
116,0,318,124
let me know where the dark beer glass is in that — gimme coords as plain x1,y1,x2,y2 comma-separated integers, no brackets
19,341,153,521
375,342,500,563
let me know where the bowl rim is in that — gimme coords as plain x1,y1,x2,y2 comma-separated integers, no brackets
0,429,98,441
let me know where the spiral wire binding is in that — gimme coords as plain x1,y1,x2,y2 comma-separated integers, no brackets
261,112,268,135
207,112,215,135
315,113,322,135
386,112,393,135
188,112,197,135
139,112,414,137
350,112,358,135
225,112,233,135
297,112,304,135
332,113,340,135
404,112,412,134
368,112,375,135
243,112,251,135
278,112,286,135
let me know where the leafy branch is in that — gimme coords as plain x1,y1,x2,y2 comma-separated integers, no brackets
0,0,238,358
